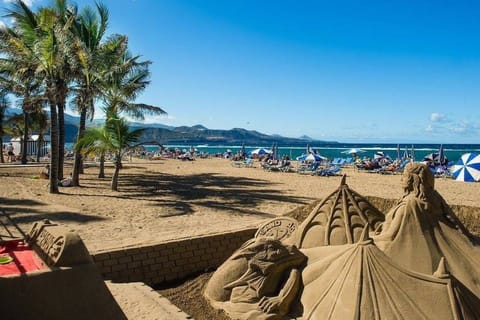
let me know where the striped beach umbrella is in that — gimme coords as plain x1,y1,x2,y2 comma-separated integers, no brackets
451,153,480,182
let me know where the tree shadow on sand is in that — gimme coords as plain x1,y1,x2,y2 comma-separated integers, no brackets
75,170,314,217
0,197,108,240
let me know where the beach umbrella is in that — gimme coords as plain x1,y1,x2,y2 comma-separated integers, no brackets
374,151,386,160
411,144,415,161
250,148,272,156
451,153,480,182
423,153,439,163
297,153,327,162
438,144,446,164
396,144,401,160
342,148,366,155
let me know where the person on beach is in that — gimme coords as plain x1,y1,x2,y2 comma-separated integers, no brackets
59,173,73,187
7,143,15,162
40,164,50,179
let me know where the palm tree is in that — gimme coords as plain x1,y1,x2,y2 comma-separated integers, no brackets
3,0,77,192
0,91,10,163
75,126,109,178
0,2,45,165
2,0,60,192
49,0,78,181
69,2,112,186
102,49,166,120
95,47,166,175
76,109,143,191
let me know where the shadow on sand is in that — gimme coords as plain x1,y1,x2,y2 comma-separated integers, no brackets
76,168,314,218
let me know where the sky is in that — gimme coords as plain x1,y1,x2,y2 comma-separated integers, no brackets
2,0,480,143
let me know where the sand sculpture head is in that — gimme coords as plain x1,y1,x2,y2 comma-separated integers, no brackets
230,238,292,265
402,162,434,199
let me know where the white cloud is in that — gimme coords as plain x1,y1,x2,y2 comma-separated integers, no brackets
430,113,445,122
0,20,5,30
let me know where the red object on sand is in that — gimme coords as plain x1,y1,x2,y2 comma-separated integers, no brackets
0,240,47,276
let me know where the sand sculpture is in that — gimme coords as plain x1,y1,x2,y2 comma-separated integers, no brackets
0,220,126,320
205,164,480,319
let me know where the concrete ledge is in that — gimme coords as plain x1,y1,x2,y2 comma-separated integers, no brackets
107,281,192,320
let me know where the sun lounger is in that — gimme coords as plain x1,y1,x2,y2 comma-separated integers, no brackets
375,159,409,175
297,161,320,174
231,158,254,168
264,160,292,172
313,165,342,176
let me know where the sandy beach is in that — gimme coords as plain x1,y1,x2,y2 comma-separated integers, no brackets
0,157,479,253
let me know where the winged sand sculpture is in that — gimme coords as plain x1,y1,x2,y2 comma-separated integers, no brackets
205,163,480,319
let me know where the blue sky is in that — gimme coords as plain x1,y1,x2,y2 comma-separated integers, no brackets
2,0,480,143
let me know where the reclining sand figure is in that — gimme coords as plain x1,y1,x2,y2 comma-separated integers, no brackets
205,238,306,320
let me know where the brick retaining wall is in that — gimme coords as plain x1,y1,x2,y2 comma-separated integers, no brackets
91,228,257,286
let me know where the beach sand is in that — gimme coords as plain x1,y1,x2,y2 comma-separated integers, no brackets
0,157,478,252
1,158,479,319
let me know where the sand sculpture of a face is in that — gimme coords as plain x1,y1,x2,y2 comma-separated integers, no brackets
205,172,480,319
401,162,434,199
204,234,306,320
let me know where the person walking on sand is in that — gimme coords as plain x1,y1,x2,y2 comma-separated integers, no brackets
7,143,15,162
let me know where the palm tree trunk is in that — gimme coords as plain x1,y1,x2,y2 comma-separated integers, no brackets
0,134,4,163
21,111,29,164
72,108,87,186
48,87,59,194
111,159,121,191
57,101,65,180
0,102,5,163
36,134,43,163
98,153,105,178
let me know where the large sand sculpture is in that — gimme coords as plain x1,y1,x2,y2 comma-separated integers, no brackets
205,163,480,319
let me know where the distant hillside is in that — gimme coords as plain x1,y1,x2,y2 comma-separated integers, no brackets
4,108,337,146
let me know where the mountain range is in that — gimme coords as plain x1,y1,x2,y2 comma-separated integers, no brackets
5,108,336,146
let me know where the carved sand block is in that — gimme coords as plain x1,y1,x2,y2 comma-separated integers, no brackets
206,169,480,319
0,220,126,320
255,217,298,242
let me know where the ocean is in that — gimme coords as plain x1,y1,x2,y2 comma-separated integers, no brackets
141,143,480,163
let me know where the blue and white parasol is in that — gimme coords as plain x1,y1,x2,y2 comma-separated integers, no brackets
250,148,272,156
297,153,327,162
451,153,480,182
